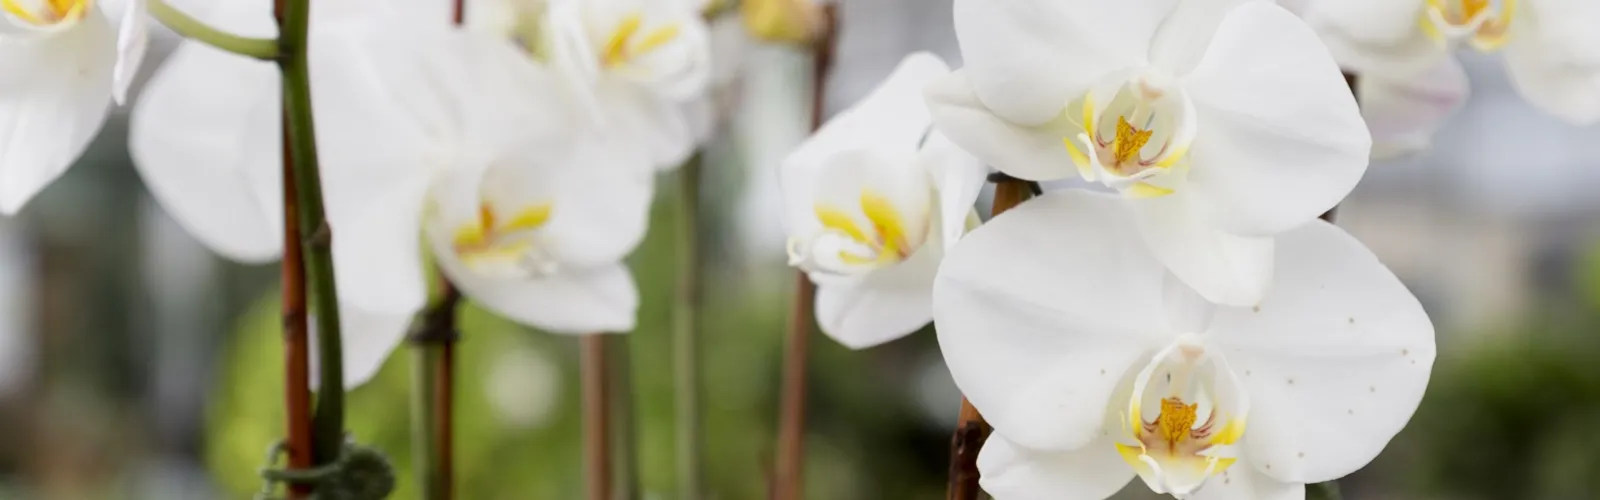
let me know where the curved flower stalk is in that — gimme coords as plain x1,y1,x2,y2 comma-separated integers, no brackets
933,190,1435,500
782,52,986,349
0,0,148,213
926,0,1370,307
1302,0,1600,154
470,0,713,170
132,1,651,387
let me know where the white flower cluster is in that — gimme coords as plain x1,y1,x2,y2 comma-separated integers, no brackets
774,0,1597,497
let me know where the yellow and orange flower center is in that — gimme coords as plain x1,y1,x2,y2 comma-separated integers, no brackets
808,190,917,270
601,12,682,67
1062,73,1194,199
1113,340,1249,496
452,202,555,270
1,0,91,26
1421,0,1516,51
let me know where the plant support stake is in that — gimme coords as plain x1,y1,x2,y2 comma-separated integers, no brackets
773,6,837,500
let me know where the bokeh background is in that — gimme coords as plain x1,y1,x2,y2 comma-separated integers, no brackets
0,0,1597,498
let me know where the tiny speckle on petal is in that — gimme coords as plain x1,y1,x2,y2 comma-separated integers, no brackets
1252,306,1261,313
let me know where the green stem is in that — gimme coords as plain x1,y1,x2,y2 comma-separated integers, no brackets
148,0,278,59
673,154,705,500
1308,481,1342,500
277,0,345,466
610,337,639,500
410,344,440,498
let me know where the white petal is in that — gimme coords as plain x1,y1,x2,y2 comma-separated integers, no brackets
1209,220,1434,484
307,18,456,316
129,40,282,262
1182,2,1370,236
594,78,697,170
1190,460,1305,500
1148,0,1261,76
977,432,1136,500
1302,0,1443,77
1503,11,1600,125
921,131,986,250
111,0,149,104
1518,0,1600,68
934,190,1169,452
325,171,431,316
532,139,655,268
951,0,1171,125
0,16,115,214
924,70,1080,181
813,234,940,349
1131,192,1274,307
1162,272,1217,334
1358,57,1470,159
445,259,640,335
783,51,948,220
338,306,413,389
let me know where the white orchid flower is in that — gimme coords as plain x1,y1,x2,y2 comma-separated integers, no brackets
1304,0,1600,136
782,53,986,349
926,0,1370,307
471,0,713,170
132,1,650,386
0,0,148,213
933,190,1434,500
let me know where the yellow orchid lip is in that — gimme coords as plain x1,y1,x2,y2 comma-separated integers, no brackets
601,12,683,67
790,188,926,275
2,0,91,26
1115,337,1248,496
452,202,556,271
1420,0,1516,52
1065,73,1194,199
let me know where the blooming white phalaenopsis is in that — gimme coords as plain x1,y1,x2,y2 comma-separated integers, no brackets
472,0,713,169
0,0,147,213
933,191,1435,500
782,53,985,348
1302,0,1600,154
131,0,652,387
926,0,1370,307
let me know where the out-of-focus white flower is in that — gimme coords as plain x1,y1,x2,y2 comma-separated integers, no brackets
926,0,1369,307
1303,0,1600,153
472,0,712,170
783,53,985,348
933,190,1435,500
131,0,651,387
0,0,148,213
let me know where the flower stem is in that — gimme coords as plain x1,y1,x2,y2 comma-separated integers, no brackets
276,0,345,469
610,337,639,499
946,178,1032,500
407,4,468,499
673,152,705,499
581,335,613,500
773,7,837,500
149,0,278,59
409,283,461,500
